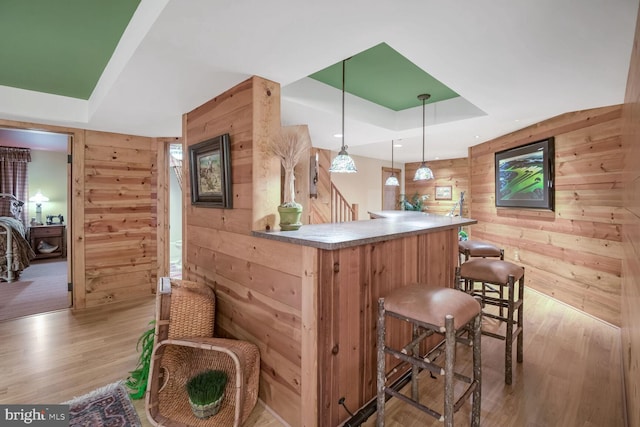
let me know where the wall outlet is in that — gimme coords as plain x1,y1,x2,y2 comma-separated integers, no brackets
514,250,520,262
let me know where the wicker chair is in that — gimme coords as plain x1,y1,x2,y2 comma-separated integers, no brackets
146,278,260,426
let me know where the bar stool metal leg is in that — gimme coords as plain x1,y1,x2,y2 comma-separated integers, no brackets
471,308,482,425
444,315,455,427
517,274,524,364
505,275,515,385
376,298,386,427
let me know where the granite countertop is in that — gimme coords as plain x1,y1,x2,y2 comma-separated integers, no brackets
252,211,476,250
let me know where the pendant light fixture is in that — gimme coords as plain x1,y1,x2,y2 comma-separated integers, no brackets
385,140,400,186
413,93,434,181
328,59,357,173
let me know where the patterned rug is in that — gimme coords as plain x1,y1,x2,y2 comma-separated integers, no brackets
64,381,141,427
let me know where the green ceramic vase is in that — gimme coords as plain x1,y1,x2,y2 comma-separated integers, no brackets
278,205,303,231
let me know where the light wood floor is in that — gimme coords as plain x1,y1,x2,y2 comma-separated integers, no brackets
0,288,624,426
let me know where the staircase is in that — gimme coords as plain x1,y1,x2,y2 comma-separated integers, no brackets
331,182,358,222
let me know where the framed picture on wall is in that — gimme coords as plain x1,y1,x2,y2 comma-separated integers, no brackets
495,137,555,210
189,133,232,208
435,186,452,200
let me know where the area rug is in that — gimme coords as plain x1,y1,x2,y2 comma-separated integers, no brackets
0,259,68,321
63,381,141,427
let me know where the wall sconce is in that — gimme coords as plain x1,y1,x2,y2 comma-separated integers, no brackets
309,152,318,198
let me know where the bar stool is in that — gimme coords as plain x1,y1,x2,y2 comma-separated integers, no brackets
456,258,524,385
458,240,504,263
458,240,505,315
376,284,482,427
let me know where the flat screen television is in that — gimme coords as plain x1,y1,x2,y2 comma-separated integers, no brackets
494,137,555,210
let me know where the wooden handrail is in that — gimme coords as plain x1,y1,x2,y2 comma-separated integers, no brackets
330,182,358,222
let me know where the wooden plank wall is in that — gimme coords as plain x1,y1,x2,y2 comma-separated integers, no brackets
468,105,624,326
0,119,159,310
621,4,640,426
404,157,470,218
82,130,158,307
183,76,305,426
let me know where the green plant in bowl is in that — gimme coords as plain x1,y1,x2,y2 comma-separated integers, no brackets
186,370,228,418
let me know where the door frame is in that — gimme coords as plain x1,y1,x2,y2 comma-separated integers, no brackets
0,119,78,308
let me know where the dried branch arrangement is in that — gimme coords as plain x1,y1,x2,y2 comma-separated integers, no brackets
269,127,311,206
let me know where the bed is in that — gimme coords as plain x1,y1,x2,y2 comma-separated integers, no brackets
0,193,36,282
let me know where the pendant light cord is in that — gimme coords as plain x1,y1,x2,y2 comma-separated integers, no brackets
391,139,394,170
421,96,425,163
417,93,431,164
342,59,346,152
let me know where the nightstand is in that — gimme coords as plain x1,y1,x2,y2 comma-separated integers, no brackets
29,224,66,260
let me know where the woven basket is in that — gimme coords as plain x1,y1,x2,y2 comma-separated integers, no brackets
145,278,260,427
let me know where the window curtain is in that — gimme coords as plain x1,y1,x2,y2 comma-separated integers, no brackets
0,146,31,224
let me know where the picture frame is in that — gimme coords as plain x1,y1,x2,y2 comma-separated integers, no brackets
189,133,232,208
435,186,452,200
495,137,555,210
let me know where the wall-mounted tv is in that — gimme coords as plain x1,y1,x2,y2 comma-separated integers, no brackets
495,137,555,210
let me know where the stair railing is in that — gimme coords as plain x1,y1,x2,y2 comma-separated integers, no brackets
331,182,358,222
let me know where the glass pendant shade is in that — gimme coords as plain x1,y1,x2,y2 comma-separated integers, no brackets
329,59,357,173
329,148,358,173
385,174,400,186
413,163,434,181
413,93,434,181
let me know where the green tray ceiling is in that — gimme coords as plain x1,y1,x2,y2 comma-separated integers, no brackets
0,0,141,100
310,43,458,111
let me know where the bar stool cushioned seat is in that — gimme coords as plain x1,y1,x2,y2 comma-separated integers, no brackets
457,258,524,385
458,240,505,313
458,240,504,262
376,284,482,427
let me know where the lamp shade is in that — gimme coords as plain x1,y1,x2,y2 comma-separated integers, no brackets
329,148,357,173
29,191,49,204
413,163,434,181
385,174,400,186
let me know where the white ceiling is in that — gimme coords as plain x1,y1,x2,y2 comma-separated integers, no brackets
0,0,637,163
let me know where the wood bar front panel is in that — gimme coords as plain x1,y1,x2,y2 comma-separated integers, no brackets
316,228,458,427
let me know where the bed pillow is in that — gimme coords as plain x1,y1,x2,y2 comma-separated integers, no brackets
0,197,24,219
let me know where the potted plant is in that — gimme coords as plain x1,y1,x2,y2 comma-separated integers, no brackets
269,127,311,230
398,192,429,211
186,369,228,419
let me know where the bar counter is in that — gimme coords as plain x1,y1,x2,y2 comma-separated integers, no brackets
251,212,477,427
252,211,476,250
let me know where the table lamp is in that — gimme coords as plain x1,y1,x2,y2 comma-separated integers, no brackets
29,191,49,225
